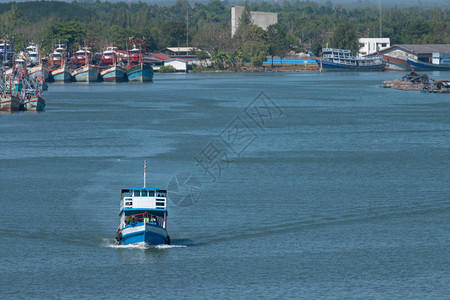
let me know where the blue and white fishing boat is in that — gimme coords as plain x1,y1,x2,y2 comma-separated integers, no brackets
115,162,170,245
126,63,153,82
316,48,385,71
72,64,99,82
407,56,450,71
100,65,126,82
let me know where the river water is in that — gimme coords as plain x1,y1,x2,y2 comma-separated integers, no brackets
1,72,449,298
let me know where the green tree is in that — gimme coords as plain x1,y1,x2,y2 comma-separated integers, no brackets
240,0,252,26
266,24,290,68
45,21,87,50
161,20,186,47
330,22,358,54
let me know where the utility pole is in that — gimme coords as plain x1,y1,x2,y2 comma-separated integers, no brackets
379,0,382,38
186,4,189,48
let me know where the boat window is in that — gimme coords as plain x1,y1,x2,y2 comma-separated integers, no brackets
148,191,155,197
142,190,148,197
134,190,141,197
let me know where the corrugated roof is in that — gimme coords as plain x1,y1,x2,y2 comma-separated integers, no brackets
382,44,450,54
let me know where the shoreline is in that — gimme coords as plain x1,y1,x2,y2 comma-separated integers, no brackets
190,64,320,73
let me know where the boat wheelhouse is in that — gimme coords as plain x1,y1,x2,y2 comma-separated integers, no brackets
74,46,92,65
0,39,14,65
51,43,67,66
317,48,385,71
116,186,170,245
101,46,117,65
26,43,39,66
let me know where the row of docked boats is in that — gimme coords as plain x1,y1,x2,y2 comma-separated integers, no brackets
2,39,154,83
316,47,450,72
0,66,46,112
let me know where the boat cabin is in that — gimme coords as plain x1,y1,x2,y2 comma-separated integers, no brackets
26,44,39,65
119,187,167,230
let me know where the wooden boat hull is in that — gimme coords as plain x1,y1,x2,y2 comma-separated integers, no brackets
52,67,72,82
127,64,153,82
407,57,450,71
72,65,98,82
23,95,45,111
28,65,50,82
0,95,21,112
100,66,126,82
382,56,411,71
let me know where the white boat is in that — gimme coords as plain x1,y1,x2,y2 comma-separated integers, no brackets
116,162,170,245
26,43,39,66
50,43,67,66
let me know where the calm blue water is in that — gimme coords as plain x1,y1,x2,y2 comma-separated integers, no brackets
1,72,449,298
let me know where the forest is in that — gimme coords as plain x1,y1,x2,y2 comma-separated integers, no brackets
0,0,449,67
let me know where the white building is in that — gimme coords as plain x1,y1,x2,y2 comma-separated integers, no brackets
358,38,390,56
164,59,188,73
231,6,278,37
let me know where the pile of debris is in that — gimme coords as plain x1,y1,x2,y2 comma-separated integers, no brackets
381,72,432,91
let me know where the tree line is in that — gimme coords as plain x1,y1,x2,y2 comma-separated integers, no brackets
0,0,449,67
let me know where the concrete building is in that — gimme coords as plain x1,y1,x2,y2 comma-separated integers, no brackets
379,44,450,71
358,38,390,56
231,6,277,37
164,58,188,73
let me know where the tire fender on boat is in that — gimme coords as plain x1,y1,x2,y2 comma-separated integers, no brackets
116,228,122,242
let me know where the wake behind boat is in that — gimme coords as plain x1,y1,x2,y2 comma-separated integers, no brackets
115,162,170,245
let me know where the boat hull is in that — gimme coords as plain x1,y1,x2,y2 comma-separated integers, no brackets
29,65,50,82
121,222,169,245
0,95,21,112
23,96,45,111
407,57,450,71
127,64,153,82
52,67,72,82
100,66,126,82
73,66,98,82
316,59,385,71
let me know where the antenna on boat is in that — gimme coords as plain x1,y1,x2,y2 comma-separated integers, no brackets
144,160,147,188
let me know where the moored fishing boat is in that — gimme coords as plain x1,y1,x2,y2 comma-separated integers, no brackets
72,64,99,82
115,162,170,246
100,65,126,82
23,94,45,111
125,38,153,82
126,63,153,82
28,64,50,82
51,65,72,82
0,93,21,111
317,48,385,71
407,57,450,71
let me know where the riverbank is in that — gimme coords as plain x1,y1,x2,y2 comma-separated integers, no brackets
190,64,319,73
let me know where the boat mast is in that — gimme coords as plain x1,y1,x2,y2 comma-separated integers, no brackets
144,160,147,188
